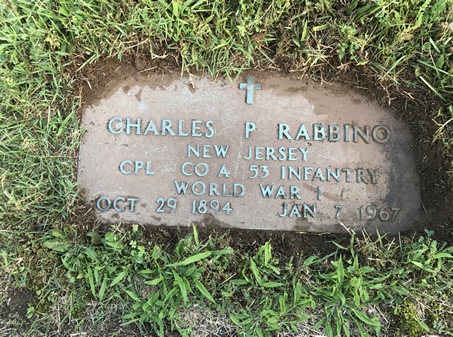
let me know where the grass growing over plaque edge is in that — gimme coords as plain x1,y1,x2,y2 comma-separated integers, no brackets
0,0,452,336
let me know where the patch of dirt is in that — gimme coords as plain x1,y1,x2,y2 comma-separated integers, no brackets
69,45,452,252
2,288,34,320
74,51,179,113
95,222,352,264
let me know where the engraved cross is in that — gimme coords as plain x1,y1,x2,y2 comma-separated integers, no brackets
239,75,261,105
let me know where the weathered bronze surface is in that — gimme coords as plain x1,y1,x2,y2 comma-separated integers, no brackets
78,74,420,233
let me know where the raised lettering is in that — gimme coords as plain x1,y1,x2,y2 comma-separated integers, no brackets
278,123,291,140
108,117,123,134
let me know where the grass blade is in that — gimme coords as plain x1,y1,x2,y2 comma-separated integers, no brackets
98,275,108,301
168,251,212,267
173,272,188,304
145,276,164,286
110,270,128,287
87,266,96,299
351,308,380,327
194,279,216,304
250,258,263,286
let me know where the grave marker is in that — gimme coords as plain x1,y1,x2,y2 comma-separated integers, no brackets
78,74,420,233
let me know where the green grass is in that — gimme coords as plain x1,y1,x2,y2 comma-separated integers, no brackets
1,0,452,336
2,225,452,336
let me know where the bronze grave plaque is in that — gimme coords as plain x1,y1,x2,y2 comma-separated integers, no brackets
78,74,420,233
